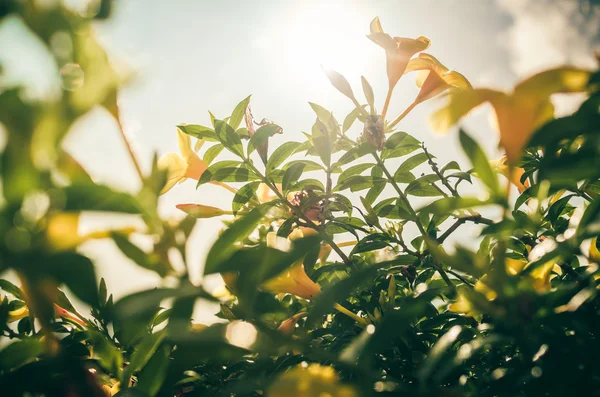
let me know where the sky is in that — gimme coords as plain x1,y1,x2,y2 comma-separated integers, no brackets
0,0,598,323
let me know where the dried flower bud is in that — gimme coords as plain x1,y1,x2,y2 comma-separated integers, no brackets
363,115,386,150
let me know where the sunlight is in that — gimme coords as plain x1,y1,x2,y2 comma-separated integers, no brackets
273,3,371,88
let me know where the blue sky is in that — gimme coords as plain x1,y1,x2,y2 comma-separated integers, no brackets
1,0,598,323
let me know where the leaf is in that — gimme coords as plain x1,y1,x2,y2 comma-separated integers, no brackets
307,263,381,326
406,175,443,197
419,197,495,214
337,163,375,186
283,163,305,191
361,76,375,112
121,330,167,386
311,118,332,167
203,144,224,165
229,95,251,130
397,153,429,174
323,67,356,100
335,142,375,167
44,252,99,308
136,344,171,397
214,120,244,158
232,181,260,215
204,204,272,274
62,184,142,213
113,233,167,277
441,161,460,174
0,279,24,300
309,102,332,124
266,142,302,174
88,330,123,376
197,160,243,186
0,338,44,371
177,124,218,142
342,108,361,132
459,129,499,195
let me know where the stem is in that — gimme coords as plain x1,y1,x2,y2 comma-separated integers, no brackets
334,303,369,326
389,101,418,129
210,181,238,194
372,152,427,236
381,86,393,120
116,116,144,181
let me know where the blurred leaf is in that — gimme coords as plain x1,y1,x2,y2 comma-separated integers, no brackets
121,330,166,386
0,339,44,371
62,184,142,213
361,76,375,112
459,129,499,195
232,181,260,215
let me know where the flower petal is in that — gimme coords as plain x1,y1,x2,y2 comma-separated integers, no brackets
430,88,505,133
369,16,384,33
157,152,187,194
514,66,591,99
177,127,195,160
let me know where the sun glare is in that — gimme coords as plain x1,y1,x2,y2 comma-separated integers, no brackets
273,3,371,89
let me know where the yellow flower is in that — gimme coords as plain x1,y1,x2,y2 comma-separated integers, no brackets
45,212,136,251
175,203,232,218
431,67,591,165
404,53,472,104
277,312,307,335
368,17,430,91
158,128,208,194
588,237,600,263
267,363,358,397
221,230,321,300
490,156,530,193
6,301,29,323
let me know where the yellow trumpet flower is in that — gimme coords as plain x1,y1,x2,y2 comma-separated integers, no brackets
589,237,600,263
490,156,530,193
277,312,307,335
368,17,430,92
431,66,591,165
405,53,472,104
158,128,208,194
221,230,321,300
267,363,358,397
45,212,136,251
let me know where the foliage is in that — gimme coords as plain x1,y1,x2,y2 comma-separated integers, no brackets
1,3,600,397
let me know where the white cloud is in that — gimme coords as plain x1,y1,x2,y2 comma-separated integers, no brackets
497,0,599,77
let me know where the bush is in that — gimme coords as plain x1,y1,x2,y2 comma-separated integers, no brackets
0,2,599,397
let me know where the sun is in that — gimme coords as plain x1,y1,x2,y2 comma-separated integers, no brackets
273,2,372,89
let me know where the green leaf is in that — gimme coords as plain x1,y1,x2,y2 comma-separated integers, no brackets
0,279,24,300
232,181,260,214
204,205,272,274
441,161,460,174
136,344,171,397
397,153,429,174
229,95,251,130
309,102,333,124
335,142,375,167
121,330,167,386
266,142,302,174
203,144,224,165
44,252,99,308
337,163,375,186
307,263,380,326
419,197,495,214
342,107,361,133
113,233,167,277
361,76,375,113
459,129,499,194
311,118,332,167
283,163,305,191
88,330,123,376
177,124,218,141
62,184,142,213
247,124,281,160
406,175,443,197
197,160,243,186
0,338,44,371
214,120,244,158
381,133,421,160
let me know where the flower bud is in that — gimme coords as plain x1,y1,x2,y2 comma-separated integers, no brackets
176,204,230,218
363,115,386,150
